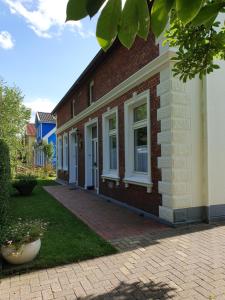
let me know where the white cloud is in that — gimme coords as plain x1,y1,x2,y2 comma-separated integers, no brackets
0,31,14,49
4,0,84,38
24,97,56,121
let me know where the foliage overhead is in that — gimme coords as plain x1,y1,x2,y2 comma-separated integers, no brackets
0,80,31,171
66,0,225,81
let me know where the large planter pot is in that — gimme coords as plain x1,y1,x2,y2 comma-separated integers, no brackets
1,239,41,265
13,182,37,196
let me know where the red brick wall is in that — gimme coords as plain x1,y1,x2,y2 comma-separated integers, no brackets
57,34,159,128
57,74,161,216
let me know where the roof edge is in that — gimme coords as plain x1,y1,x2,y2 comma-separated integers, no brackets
52,41,119,115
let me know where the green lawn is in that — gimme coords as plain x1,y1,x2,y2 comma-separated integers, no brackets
1,179,117,276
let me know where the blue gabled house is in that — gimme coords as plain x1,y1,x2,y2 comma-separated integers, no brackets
35,112,56,168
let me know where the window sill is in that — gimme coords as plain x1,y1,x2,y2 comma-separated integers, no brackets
101,174,120,186
123,176,153,193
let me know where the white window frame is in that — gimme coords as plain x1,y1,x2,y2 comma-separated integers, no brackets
63,133,68,171
102,107,119,185
124,90,152,193
57,136,63,170
89,81,94,105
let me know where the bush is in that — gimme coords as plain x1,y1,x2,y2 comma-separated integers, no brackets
44,164,56,178
0,139,11,228
13,174,37,196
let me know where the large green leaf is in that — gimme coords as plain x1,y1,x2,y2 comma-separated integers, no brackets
118,0,138,48
66,0,88,21
86,0,107,18
151,0,175,37
96,0,122,51
191,3,221,27
137,0,150,40
176,0,203,24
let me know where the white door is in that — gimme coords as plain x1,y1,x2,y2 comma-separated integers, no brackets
69,132,78,184
92,138,98,189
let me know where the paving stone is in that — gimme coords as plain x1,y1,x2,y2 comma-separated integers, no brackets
2,186,225,299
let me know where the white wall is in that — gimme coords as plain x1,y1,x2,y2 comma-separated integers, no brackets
205,61,225,206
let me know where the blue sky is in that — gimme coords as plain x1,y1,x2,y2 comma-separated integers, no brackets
0,0,100,121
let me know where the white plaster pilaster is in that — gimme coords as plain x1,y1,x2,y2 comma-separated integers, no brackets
157,66,192,223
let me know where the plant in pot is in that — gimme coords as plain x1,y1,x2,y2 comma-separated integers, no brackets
1,218,48,265
12,174,37,196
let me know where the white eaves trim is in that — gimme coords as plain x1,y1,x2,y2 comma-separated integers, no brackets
56,50,175,134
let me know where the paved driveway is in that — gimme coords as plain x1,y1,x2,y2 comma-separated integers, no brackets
1,186,225,300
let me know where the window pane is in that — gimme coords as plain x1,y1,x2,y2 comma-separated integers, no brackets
109,135,117,170
92,126,97,139
134,103,147,122
134,127,148,172
109,115,116,130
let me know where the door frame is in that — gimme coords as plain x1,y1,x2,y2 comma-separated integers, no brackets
84,118,99,193
69,128,78,184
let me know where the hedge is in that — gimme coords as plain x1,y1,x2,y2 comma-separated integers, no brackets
0,139,11,229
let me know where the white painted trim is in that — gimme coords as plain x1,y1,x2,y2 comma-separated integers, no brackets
102,107,119,182
57,136,63,170
101,174,120,186
56,51,175,134
123,177,153,193
124,90,152,193
69,129,78,184
37,112,40,122
63,132,69,171
84,118,99,193
43,127,56,141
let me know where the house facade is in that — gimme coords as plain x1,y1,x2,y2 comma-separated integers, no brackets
34,112,56,167
52,34,225,225
24,123,36,165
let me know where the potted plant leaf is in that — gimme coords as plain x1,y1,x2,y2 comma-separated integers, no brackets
1,218,47,265
12,174,37,196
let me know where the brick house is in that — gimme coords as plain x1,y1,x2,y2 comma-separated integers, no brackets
52,34,225,225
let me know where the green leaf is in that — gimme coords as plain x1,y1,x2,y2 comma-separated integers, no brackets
66,0,88,21
191,4,221,27
151,0,175,37
86,0,107,18
96,0,122,51
176,0,203,24
118,0,138,48
137,0,150,40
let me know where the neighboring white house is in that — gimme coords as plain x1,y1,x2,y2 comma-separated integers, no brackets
157,35,225,223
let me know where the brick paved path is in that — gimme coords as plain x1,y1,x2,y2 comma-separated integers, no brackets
44,186,167,240
1,186,225,299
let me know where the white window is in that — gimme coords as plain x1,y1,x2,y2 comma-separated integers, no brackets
63,133,68,170
89,81,94,105
124,91,152,193
102,107,119,184
57,136,63,169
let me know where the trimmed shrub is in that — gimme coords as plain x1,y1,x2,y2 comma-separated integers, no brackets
13,174,37,196
0,139,11,229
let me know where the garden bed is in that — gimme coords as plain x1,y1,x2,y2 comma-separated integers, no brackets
1,179,116,277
